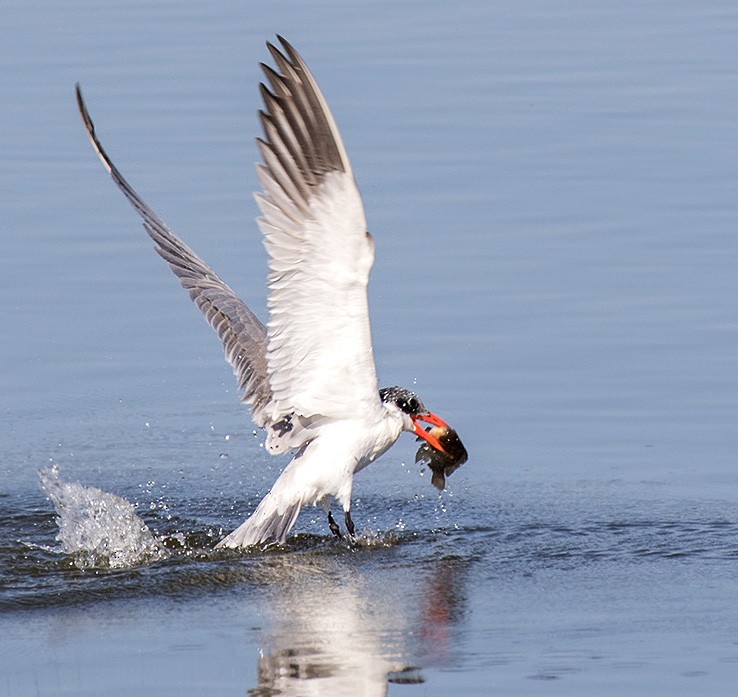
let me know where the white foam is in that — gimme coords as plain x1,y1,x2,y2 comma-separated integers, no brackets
39,465,167,569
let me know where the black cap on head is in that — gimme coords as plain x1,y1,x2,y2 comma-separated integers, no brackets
379,386,426,415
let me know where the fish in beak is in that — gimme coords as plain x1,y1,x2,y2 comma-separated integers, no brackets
412,412,468,490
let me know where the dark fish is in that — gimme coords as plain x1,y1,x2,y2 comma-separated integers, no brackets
415,425,468,490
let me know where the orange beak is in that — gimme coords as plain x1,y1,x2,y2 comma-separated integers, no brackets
411,412,450,454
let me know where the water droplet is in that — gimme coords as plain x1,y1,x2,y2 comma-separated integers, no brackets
38,467,165,569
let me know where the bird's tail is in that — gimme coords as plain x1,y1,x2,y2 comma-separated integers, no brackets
215,472,305,549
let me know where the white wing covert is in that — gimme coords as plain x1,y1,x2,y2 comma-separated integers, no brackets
256,37,381,454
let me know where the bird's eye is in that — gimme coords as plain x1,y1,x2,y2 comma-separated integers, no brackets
406,397,419,413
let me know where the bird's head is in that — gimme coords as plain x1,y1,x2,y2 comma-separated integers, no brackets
379,386,449,451
379,386,468,489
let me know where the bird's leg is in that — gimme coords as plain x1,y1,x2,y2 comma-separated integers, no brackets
327,510,343,539
344,510,356,539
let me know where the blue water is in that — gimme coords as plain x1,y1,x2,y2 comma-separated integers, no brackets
3,1,738,694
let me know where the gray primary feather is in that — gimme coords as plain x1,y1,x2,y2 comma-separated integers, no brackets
264,38,348,169
257,36,352,212
75,85,272,426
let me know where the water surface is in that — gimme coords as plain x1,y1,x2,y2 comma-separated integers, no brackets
2,1,738,695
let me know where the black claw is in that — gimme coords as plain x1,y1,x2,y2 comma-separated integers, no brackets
344,510,355,539
327,511,343,539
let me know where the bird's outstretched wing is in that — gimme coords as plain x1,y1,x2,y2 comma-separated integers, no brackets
76,37,381,455
75,86,273,427
256,37,381,453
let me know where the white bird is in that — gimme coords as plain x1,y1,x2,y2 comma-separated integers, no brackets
76,36,466,548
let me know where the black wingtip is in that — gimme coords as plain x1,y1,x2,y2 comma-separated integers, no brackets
75,82,84,115
277,36,302,68
266,34,290,56
74,82,84,111
267,35,303,70
75,83,95,137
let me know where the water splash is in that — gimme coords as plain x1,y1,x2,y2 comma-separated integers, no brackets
39,465,167,569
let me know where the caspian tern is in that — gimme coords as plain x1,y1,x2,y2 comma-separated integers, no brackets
76,36,467,548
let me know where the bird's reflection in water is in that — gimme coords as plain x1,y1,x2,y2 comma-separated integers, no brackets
247,551,469,696
418,556,469,666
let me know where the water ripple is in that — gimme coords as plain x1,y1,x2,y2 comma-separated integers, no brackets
1,470,737,611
